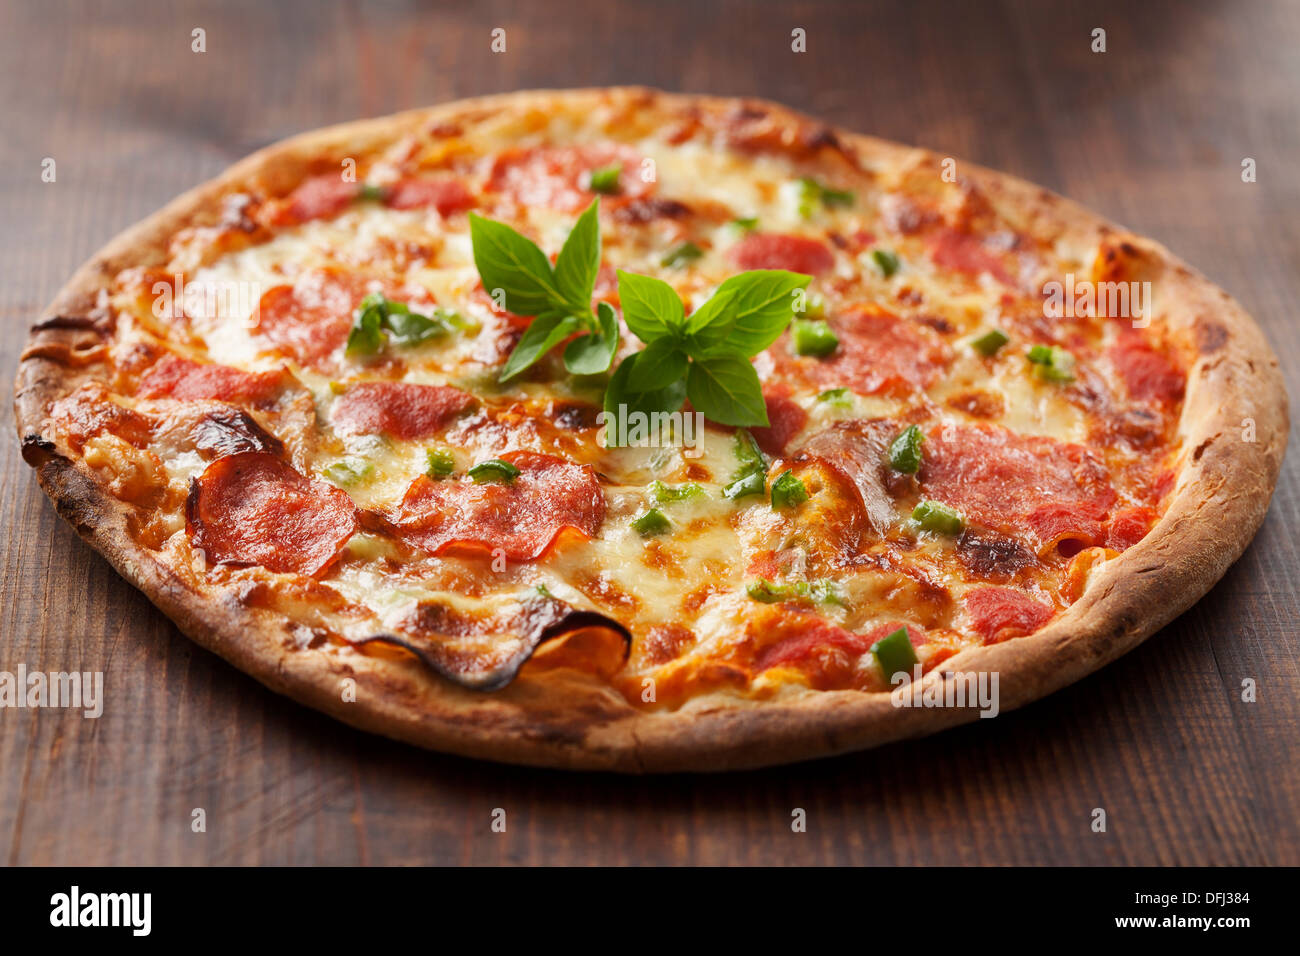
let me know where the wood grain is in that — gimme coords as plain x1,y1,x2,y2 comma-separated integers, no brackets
1,0,1295,865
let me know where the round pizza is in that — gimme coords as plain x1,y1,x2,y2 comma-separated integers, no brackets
15,88,1287,771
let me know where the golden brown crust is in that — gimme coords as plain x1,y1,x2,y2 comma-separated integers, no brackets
14,88,1289,771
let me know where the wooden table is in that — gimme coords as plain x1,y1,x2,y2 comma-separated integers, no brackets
2,0,1296,866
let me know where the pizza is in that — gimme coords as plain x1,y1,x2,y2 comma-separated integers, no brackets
15,88,1287,771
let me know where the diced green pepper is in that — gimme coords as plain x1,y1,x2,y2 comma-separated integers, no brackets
912,499,965,535
631,508,671,537
468,458,521,484
588,164,622,194
871,626,919,681
871,248,900,278
971,328,1010,356
792,318,839,357
650,480,703,504
1026,344,1076,382
661,241,703,268
888,425,925,475
770,469,809,509
323,458,373,487
425,448,455,478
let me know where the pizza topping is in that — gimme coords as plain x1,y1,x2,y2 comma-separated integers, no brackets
330,382,475,440
728,232,835,275
870,248,901,278
912,500,966,535
344,292,462,357
1106,505,1158,551
798,420,899,534
48,384,154,452
661,240,704,268
920,424,1116,553
722,430,768,500
265,174,360,226
467,457,521,484
870,626,919,682
748,391,807,455
927,227,1014,285
137,353,288,407
970,328,1009,356
187,452,358,577
796,176,855,217
769,469,810,509
1108,331,1185,405
768,306,949,395
965,586,1054,643
887,424,924,474
383,451,605,560
252,269,379,370
746,578,842,606
1027,344,1077,383
631,507,671,537
355,592,630,690
189,406,285,459
485,144,650,211
791,317,839,356
383,177,475,215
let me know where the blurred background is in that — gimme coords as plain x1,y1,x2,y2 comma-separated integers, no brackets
1,0,1296,865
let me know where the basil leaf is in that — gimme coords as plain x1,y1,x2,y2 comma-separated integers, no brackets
617,270,684,343
708,270,811,355
681,285,740,351
563,301,620,375
686,353,768,427
499,312,581,381
627,338,687,391
602,353,688,446
345,298,386,356
553,199,600,312
385,309,448,346
469,213,567,317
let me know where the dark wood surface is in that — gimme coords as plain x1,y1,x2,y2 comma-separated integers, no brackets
1,0,1296,866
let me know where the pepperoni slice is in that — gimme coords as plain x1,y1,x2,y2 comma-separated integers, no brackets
1106,505,1158,551
767,306,948,395
485,144,651,212
384,177,476,215
927,227,1014,284
137,354,287,406
331,382,475,440
1108,331,1185,405
749,391,807,455
266,174,360,226
965,587,1054,643
752,612,927,689
187,452,357,577
386,451,605,561
49,384,154,452
921,424,1116,552
754,618,873,673
252,269,378,370
728,233,834,275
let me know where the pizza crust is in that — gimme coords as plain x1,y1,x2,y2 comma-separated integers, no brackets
14,88,1289,771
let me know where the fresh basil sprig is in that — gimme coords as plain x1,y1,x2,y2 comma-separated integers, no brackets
468,199,618,381
467,201,810,435
603,268,810,435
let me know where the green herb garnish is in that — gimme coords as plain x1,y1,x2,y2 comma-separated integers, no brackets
722,430,768,500
345,292,453,356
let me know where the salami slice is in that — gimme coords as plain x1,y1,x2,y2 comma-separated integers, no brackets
385,451,605,560
485,144,651,211
331,382,475,440
728,232,834,275
187,452,357,577
137,353,287,406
